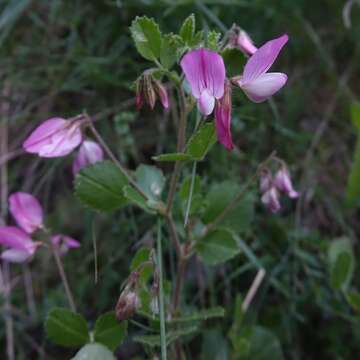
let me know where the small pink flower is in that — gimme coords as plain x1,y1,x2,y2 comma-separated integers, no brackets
9,192,43,234
72,140,104,175
235,34,288,103
215,80,234,150
274,168,299,198
261,187,281,213
0,226,40,263
237,30,258,56
181,48,225,116
23,117,83,158
51,234,80,255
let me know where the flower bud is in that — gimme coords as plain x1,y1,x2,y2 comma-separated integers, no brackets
136,74,169,110
259,169,272,194
153,80,169,109
261,187,281,213
72,140,104,175
23,117,83,158
274,168,299,199
237,30,258,56
51,234,80,255
9,192,43,234
115,291,141,321
144,74,156,109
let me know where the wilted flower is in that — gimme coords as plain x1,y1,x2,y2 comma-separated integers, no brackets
261,187,281,213
181,48,225,116
0,226,40,263
115,290,141,321
72,140,104,175
274,167,299,198
9,192,43,234
136,74,168,110
215,80,234,150
234,34,288,103
51,234,81,255
23,117,83,158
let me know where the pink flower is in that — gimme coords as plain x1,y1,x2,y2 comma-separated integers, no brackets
23,117,83,158
237,30,258,56
261,187,281,213
235,34,288,103
215,80,234,150
72,140,104,175
0,226,40,263
180,48,225,116
9,192,43,234
274,168,299,198
51,234,80,255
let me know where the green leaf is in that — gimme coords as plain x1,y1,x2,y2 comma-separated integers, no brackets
189,30,204,47
351,102,360,130
130,247,153,284
130,16,162,62
171,307,225,323
207,30,221,51
71,343,116,360
179,14,195,44
135,164,165,200
180,175,201,201
345,133,360,208
201,329,229,360
160,33,183,69
74,161,129,212
197,229,240,266
346,291,360,314
328,237,355,291
221,48,246,78
153,153,192,162
123,185,154,213
94,312,127,351
202,181,254,233
242,326,284,360
186,122,217,160
45,308,89,348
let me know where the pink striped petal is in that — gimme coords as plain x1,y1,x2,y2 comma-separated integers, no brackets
0,226,35,253
181,48,225,100
198,90,215,116
237,30,258,56
9,192,43,234
242,34,288,84
72,140,104,175
1,249,33,263
240,72,287,103
52,234,80,255
23,118,82,158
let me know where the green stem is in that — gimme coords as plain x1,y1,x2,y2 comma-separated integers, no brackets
157,218,167,360
184,161,197,227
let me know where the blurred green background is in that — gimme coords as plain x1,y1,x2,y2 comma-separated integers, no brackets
1,0,360,359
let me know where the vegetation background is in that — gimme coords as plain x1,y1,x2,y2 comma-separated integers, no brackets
0,0,360,359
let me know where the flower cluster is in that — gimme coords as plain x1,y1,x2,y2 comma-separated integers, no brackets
181,34,289,150
260,165,299,213
0,192,80,263
23,116,103,173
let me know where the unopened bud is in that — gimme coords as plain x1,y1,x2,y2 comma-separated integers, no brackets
237,30,258,56
261,187,281,213
115,291,141,321
154,80,169,109
144,75,156,109
274,167,299,199
259,169,272,193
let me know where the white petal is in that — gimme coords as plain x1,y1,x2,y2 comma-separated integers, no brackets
240,72,287,103
197,90,215,116
1,249,32,263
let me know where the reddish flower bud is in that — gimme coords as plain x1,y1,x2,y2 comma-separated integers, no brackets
115,291,141,321
154,80,169,109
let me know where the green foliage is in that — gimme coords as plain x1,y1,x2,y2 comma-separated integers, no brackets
94,312,127,351
160,33,183,69
186,122,217,160
135,164,166,200
207,30,221,51
153,153,193,162
45,308,89,348
74,161,129,212
345,132,360,208
221,48,246,77
130,16,162,62
71,343,116,360
171,307,225,323
346,291,360,314
180,14,196,44
351,102,360,130
328,237,355,291
197,229,241,266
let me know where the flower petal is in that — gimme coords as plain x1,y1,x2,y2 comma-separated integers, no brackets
197,90,215,116
9,192,43,234
214,82,234,150
0,226,34,252
240,72,287,103
1,249,32,263
73,140,104,175
180,48,225,99
237,30,258,56
23,118,68,153
242,34,288,84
